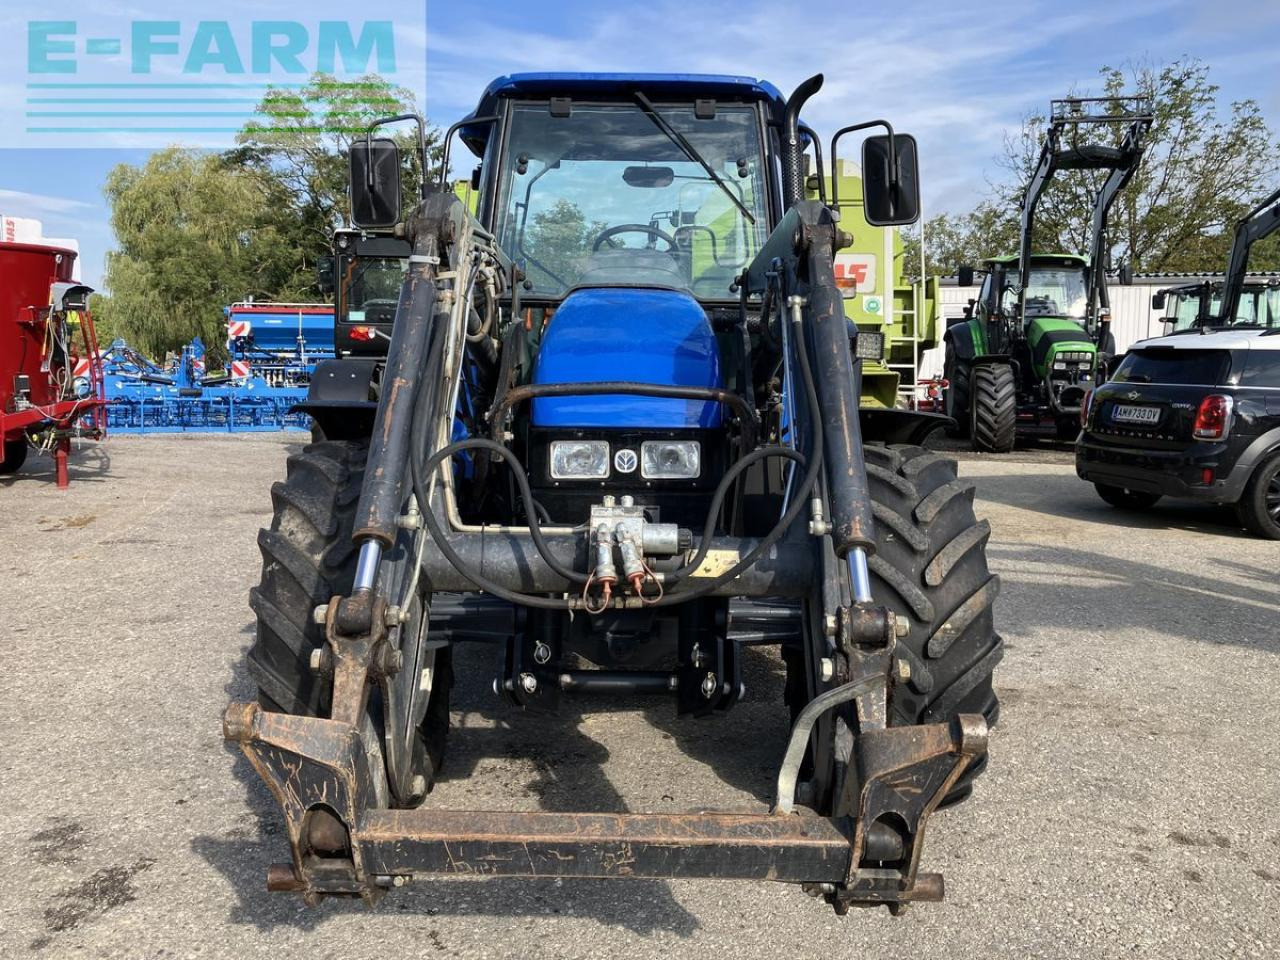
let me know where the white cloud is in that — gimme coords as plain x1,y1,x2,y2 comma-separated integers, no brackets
0,188,93,215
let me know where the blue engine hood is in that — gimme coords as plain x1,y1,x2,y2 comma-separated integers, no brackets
531,288,723,428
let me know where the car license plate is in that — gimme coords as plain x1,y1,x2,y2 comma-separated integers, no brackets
1111,403,1161,425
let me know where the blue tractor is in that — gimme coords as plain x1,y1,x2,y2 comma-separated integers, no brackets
225,73,1002,913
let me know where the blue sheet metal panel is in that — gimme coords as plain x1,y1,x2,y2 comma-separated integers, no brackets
531,288,723,428
229,308,335,354
459,72,787,153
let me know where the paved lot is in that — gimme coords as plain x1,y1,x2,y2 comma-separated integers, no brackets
1,433,1277,959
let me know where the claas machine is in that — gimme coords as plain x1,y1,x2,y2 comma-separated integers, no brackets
944,96,1152,450
224,73,1003,914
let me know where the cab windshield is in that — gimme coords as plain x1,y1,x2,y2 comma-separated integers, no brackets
1166,285,1280,332
341,256,405,324
496,102,769,300
1001,266,1089,320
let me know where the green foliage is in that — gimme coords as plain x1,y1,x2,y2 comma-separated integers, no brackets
521,199,608,288
97,74,438,360
913,58,1280,277
226,73,441,293
98,148,301,364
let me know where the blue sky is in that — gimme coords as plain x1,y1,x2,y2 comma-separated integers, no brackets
2,0,1278,290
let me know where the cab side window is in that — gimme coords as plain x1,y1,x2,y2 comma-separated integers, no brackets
1240,350,1280,388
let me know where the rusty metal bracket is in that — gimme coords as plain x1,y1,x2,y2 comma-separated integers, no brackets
831,713,988,913
324,594,388,728
222,702,384,906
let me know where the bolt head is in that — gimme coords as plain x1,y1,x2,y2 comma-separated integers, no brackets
819,658,835,683
520,672,538,694
311,604,329,625
409,774,427,798
896,658,912,682
823,614,838,638
894,614,910,638
309,647,326,673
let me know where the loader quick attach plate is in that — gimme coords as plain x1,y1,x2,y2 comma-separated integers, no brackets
223,700,986,909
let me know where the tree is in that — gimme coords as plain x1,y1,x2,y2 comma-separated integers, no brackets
227,73,440,295
98,149,301,364
910,59,1279,277
521,199,608,288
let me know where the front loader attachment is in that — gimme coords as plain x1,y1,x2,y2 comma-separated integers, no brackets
226,184,991,912
224,691,984,909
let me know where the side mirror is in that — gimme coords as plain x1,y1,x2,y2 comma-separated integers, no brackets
470,164,482,191
1151,291,1165,311
957,265,975,287
316,256,336,296
349,137,402,230
1119,261,1134,286
861,134,920,227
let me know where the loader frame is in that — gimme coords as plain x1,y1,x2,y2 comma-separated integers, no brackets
225,75,986,913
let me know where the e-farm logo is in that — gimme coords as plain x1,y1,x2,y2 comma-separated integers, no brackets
28,21,396,77
16,15,419,145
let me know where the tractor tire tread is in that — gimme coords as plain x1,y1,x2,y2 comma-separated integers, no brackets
862,442,1002,802
971,363,1017,453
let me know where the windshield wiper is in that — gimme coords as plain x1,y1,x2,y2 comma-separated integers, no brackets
633,92,755,225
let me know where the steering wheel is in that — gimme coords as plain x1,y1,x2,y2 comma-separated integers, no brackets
592,223,678,252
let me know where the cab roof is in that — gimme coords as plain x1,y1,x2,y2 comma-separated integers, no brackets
458,72,787,155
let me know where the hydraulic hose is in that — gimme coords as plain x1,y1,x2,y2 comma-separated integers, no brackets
651,302,825,607
410,280,827,611
669,445,806,582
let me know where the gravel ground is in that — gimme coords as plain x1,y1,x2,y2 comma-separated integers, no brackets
1,433,1277,960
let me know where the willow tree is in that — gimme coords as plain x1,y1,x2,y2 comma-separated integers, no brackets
99,148,299,364
227,73,441,291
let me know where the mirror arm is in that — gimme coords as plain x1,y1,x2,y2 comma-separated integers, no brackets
439,115,499,193
365,113,430,199
828,119,897,213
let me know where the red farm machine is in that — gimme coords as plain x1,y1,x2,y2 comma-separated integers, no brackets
0,234,106,486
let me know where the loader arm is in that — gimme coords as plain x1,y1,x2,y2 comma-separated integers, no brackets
1220,186,1280,324
224,193,987,913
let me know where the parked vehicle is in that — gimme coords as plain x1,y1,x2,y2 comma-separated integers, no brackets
1077,328,1280,538
223,72,1002,914
945,97,1151,450
1152,187,1280,334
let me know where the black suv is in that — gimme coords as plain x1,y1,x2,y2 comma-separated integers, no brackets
1076,329,1280,538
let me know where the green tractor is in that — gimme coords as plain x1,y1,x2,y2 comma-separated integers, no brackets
945,97,1152,451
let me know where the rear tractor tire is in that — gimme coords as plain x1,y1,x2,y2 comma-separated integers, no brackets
1094,483,1161,511
0,439,28,475
943,347,970,440
244,439,450,804
970,363,1017,453
863,443,1003,802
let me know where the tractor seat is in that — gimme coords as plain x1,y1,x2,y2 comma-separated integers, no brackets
575,247,690,292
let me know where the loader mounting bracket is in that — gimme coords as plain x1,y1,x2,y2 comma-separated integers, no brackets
222,689,986,911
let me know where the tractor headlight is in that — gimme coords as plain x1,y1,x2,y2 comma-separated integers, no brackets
550,440,610,479
641,440,701,479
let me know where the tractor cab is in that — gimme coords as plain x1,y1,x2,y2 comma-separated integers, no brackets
1153,187,1280,335
320,228,411,357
